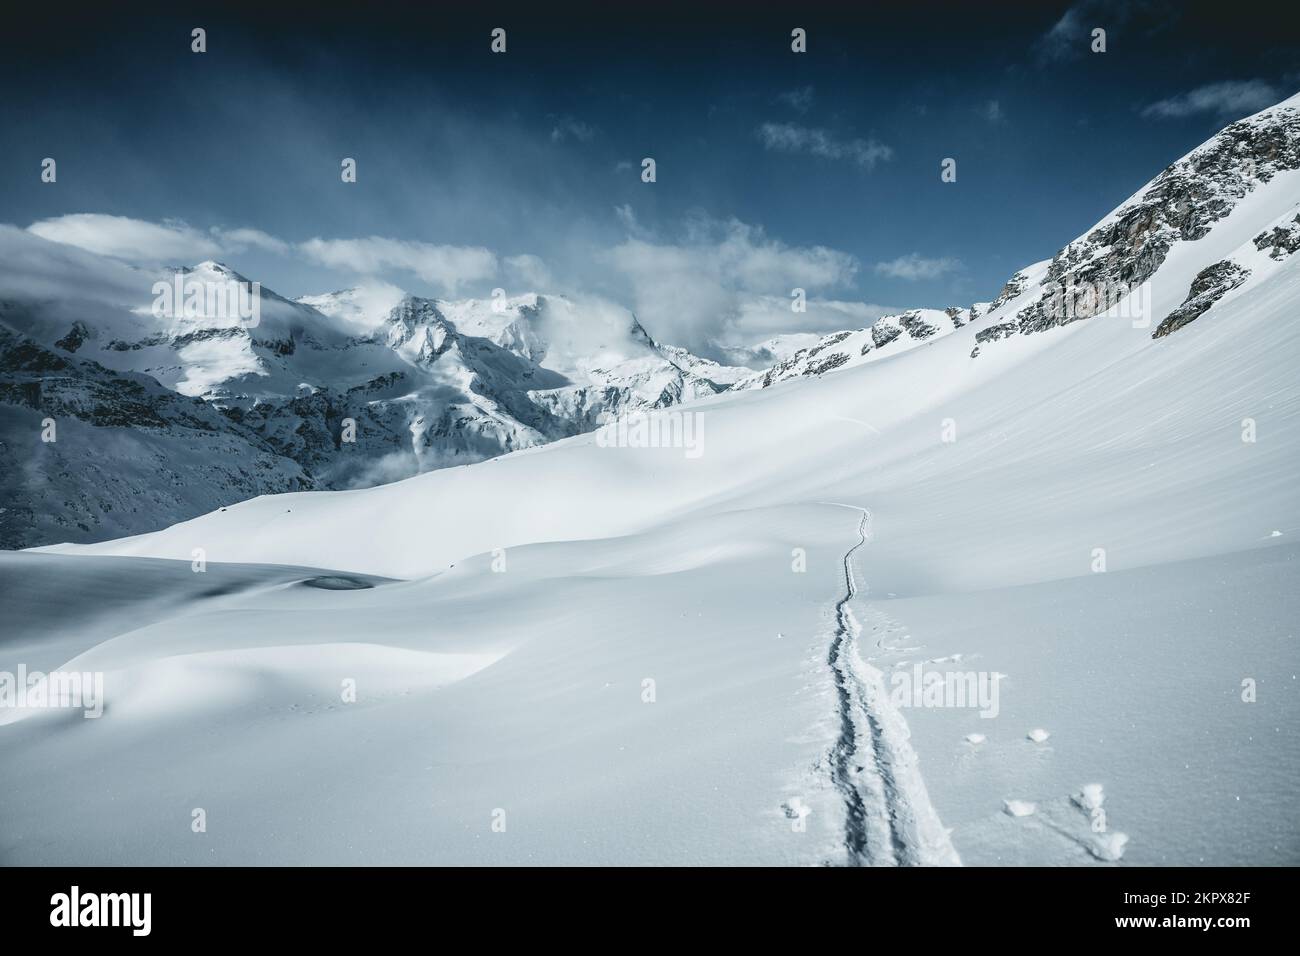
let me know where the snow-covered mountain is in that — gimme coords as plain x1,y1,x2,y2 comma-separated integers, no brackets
730,307,979,389
0,259,748,546
733,92,1300,389
6,93,1300,557
11,92,1299,866
0,327,312,549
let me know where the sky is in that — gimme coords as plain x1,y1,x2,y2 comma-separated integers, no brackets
1,0,1297,356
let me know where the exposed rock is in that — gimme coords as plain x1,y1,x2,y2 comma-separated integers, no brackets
899,310,941,339
1253,214,1300,260
1152,260,1251,339
0,328,313,549
54,320,92,353
871,322,903,348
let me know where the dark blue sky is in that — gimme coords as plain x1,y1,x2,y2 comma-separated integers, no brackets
2,1,1296,351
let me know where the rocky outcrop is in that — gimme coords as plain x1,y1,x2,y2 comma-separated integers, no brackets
1152,261,1252,339
1253,214,1300,260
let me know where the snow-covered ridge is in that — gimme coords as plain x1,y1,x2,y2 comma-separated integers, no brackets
731,307,973,390
0,264,751,545
735,90,1300,387
5,91,1300,550
972,89,1300,353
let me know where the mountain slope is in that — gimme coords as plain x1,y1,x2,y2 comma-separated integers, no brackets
0,244,750,543
0,327,312,549
6,93,1300,866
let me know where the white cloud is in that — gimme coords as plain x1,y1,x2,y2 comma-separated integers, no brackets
1141,80,1281,120
776,86,815,114
25,214,297,265
604,216,860,350
722,295,897,347
757,123,893,170
28,214,223,262
504,253,552,290
298,236,498,293
218,227,291,255
0,224,151,305
981,100,1004,123
26,214,505,295
874,253,960,281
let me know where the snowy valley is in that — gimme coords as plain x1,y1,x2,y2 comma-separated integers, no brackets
2,92,1299,866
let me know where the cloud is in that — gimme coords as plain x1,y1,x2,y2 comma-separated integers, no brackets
1036,6,1087,63
550,116,595,143
298,237,498,292
0,224,151,306
504,253,552,289
28,214,224,262
218,227,291,255
13,210,877,357
757,123,893,170
1141,80,1281,120
26,214,297,265
874,253,960,281
776,86,815,113
603,216,860,351
723,296,898,348
1034,1,1123,64
981,100,1004,123
26,214,516,295
613,203,649,239
1035,1,1175,65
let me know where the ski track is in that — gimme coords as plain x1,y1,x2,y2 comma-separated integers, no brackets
822,502,962,867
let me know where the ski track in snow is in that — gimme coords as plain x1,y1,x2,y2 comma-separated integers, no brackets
822,503,962,867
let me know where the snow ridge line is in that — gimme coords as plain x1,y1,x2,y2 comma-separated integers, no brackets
822,503,962,867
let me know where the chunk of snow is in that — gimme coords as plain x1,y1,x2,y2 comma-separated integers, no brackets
1073,783,1106,811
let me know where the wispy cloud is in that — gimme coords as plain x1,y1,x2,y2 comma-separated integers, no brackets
504,253,552,289
28,214,223,262
725,296,898,348
2,224,154,305
550,116,595,143
298,237,498,292
757,123,893,170
604,215,860,350
613,203,651,240
1141,80,1280,120
980,100,1004,124
220,227,291,256
26,214,505,295
873,253,960,281
1035,0,1179,65
1036,5,1087,64
776,86,815,114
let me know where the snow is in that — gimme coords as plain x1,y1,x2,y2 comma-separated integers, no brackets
5,100,1300,866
